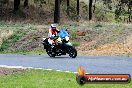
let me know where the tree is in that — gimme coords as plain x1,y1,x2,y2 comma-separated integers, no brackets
24,0,28,8
127,0,132,22
115,0,132,22
67,0,70,15
89,0,93,20
93,0,96,13
14,0,20,11
102,0,112,10
77,0,79,16
54,0,60,23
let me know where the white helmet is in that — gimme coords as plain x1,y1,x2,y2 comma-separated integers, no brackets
51,24,57,28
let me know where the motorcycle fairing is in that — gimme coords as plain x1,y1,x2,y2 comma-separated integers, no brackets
59,29,69,39
65,42,72,46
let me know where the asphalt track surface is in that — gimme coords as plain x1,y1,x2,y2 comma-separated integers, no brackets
0,54,132,75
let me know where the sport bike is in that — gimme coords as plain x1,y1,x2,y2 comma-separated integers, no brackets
42,29,77,58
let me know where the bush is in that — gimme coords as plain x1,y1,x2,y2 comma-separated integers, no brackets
72,42,80,47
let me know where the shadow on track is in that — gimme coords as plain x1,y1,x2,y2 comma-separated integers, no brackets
45,56,77,59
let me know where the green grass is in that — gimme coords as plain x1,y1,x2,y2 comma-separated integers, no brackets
73,42,80,47
0,30,26,52
0,69,131,88
0,23,36,53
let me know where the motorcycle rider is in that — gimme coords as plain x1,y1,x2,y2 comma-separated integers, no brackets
48,24,60,45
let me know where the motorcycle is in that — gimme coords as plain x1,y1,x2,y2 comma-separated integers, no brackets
42,29,77,58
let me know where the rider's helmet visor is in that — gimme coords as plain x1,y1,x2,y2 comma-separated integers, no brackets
52,27,56,31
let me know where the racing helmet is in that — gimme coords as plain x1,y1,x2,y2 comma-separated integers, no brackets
51,24,57,28
51,24,57,31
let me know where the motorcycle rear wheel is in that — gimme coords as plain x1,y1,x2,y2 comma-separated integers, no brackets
47,48,56,57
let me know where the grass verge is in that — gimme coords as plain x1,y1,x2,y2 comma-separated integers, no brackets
0,69,131,88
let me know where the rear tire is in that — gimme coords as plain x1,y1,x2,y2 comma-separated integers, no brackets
47,48,56,57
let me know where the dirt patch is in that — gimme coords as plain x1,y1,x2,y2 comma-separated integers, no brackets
76,24,132,56
10,28,47,52
77,40,132,56
0,68,26,75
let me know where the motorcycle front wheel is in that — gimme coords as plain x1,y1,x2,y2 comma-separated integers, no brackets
68,46,77,58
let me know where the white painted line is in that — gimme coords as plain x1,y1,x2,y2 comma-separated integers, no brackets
27,67,33,69
0,65,89,74
73,72,78,74
0,65,77,74
0,65,8,67
45,69,53,71
34,68,43,70
65,71,70,73
56,70,61,72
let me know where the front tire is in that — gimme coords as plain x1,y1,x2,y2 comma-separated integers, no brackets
68,46,77,58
